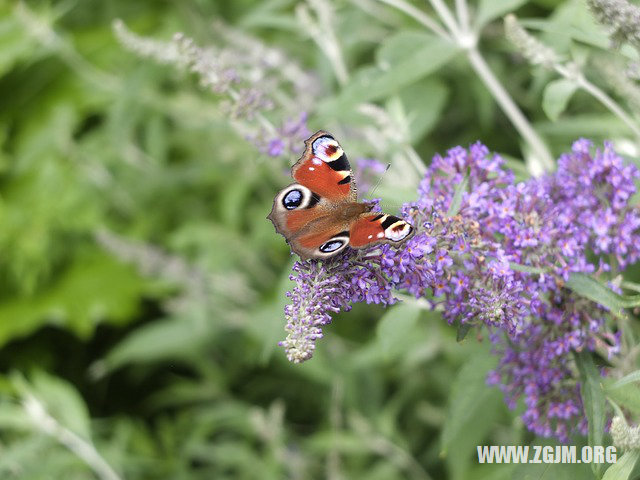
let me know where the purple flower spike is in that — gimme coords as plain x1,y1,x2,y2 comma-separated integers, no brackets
279,139,640,441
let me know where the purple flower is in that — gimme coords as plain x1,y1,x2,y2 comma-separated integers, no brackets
255,113,311,158
278,138,640,440
355,157,387,194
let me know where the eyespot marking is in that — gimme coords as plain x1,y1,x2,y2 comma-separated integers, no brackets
282,189,303,210
384,220,413,242
320,239,345,253
312,136,347,165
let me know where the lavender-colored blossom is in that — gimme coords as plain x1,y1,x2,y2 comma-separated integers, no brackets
354,157,387,194
281,249,395,363
113,21,318,159
279,138,640,440
255,113,311,158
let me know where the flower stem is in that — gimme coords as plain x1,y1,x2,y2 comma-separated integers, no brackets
377,0,451,40
455,0,471,32
23,395,122,480
466,47,555,171
427,0,462,37
377,0,555,172
573,72,640,140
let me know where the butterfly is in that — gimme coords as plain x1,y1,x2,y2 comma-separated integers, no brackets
268,130,414,260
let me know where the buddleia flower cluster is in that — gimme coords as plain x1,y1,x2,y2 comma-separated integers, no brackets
281,139,640,441
112,20,316,158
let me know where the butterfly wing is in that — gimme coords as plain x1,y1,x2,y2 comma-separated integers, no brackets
349,213,414,248
291,131,357,202
269,130,413,260
287,211,415,259
267,182,358,260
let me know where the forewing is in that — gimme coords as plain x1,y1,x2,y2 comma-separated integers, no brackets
267,183,324,241
291,131,357,202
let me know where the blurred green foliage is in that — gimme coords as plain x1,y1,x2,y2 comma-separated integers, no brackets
0,0,638,479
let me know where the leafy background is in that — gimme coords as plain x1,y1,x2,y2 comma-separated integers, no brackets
0,0,639,479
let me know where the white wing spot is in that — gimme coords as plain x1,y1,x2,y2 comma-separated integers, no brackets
312,158,322,165
377,232,384,238
367,234,373,239
309,167,315,171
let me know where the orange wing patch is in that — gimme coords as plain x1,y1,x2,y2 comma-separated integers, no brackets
293,161,350,201
349,214,386,247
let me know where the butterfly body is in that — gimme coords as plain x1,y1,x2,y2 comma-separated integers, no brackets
268,131,414,260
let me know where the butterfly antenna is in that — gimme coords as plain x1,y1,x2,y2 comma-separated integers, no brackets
367,163,391,198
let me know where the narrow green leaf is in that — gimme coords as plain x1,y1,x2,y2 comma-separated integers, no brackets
456,322,472,342
575,351,606,477
609,370,640,390
621,281,640,293
447,173,469,216
15,370,91,440
95,318,212,376
542,79,578,121
475,0,527,29
566,273,627,317
0,251,148,346
622,295,640,307
442,349,501,480
606,383,640,415
607,398,626,421
602,450,640,480
508,262,546,274
399,79,449,141
376,302,422,360
318,35,458,117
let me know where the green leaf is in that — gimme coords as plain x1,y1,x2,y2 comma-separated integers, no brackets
0,8,39,77
520,1,611,51
508,262,547,274
16,370,91,440
609,370,640,390
621,281,640,293
602,450,640,480
318,34,458,117
575,351,606,477
566,273,631,317
605,380,640,415
399,79,449,142
447,173,469,216
0,251,148,346
512,455,593,480
535,114,627,137
442,349,501,480
94,317,212,376
456,322,472,342
475,0,527,29
542,79,578,121
375,302,422,360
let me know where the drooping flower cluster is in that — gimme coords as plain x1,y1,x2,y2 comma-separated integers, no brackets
280,139,640,440
112,20,317,158
588,0,640,50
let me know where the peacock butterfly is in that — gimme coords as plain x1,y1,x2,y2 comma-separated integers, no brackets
268,130,414,260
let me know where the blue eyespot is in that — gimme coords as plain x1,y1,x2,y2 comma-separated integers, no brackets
283,189,303,210
319,239,344,253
